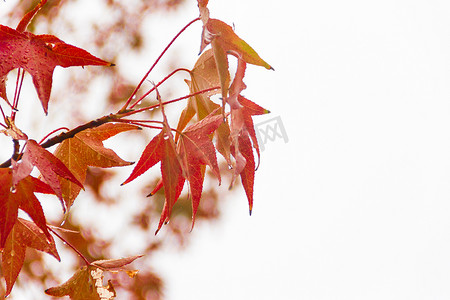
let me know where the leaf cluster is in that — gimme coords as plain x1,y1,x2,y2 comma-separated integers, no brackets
0,0,273,298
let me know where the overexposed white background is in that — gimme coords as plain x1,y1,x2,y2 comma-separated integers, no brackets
3,0,450,299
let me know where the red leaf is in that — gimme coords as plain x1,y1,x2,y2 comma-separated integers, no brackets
122,132,165,185
177,113,223,226
125,112,224,232
123,128,185,234
16,0,48,32
0,173,51,248
2,218,59,297
157,134,185,234
231,134,255,215
13,140,83,209
237,95,270,166
0,24,112,113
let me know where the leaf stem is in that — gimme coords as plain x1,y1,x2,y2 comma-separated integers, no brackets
0,105,7,129
48,226,91,266
121,86,220,118
113,118,164,130
11,69,25,121
120,17,200,112
38,127,71,145
129,68,191,109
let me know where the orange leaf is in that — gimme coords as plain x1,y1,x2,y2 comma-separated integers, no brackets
53,123,137,210
202,19,273,70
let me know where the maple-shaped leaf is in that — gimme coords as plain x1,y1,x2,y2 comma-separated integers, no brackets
2,218,60,297
124,112,224,232
0,169,53,248
0,21,112,113
53,123,138,210
12,140,83,210
123,126,185,234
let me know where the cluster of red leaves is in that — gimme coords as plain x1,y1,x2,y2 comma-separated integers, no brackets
0,0,272,298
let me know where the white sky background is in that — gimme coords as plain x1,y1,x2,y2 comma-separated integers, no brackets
3,0,450,299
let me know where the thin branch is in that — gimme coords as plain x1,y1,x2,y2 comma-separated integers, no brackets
0,86,219,168
0,114,117,168
12,139,20,161
120,18,200,112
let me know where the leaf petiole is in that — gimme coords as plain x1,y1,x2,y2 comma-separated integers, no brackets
120,17,200,112
48,226,91,266
129,68,191,109
11,68,25,120
38,127,71,145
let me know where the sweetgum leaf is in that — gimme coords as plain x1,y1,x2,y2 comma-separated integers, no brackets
0,24,112,114
125,112,225,232
2,218,60,296
0,170,52,248
53,123,137,210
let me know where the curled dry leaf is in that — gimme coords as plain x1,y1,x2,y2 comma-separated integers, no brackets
91,255,144,270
